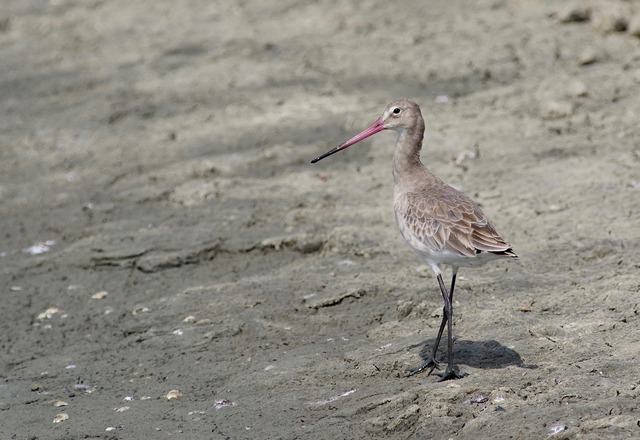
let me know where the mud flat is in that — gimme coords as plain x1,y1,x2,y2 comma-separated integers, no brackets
0,1,638,438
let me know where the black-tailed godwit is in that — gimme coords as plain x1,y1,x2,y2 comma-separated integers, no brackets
311,99,518,380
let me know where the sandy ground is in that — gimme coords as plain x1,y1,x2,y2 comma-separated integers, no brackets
1,0,639,438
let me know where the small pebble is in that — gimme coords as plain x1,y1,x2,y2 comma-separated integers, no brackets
53,413,69,423
566,79,588,97
52,400,68,407
467,395,488,404
592,7,629,33
166,389,183,400
540,100,573,119
556,4,591,23
23,240,56,255
215,399,236,409
396,300,415,318
74,383,95,393
477,189,502,200
37,308,60,320
578,47,598,66
132,306,151,315
91,291,108,300
294,238,323,254
453,149,478,166
548,424,568,435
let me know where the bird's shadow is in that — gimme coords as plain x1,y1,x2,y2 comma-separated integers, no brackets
406,338,536,371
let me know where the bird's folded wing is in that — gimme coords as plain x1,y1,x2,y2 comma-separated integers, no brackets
399,191,512,257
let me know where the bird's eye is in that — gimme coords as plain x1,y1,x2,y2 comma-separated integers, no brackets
392,107,401,115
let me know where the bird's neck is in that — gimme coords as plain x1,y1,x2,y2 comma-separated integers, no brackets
392,126,425,184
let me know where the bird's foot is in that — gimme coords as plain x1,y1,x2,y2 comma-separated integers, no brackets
404,358,440,377
434,365,468,381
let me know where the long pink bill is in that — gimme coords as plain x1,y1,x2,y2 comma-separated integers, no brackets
311,118,385,163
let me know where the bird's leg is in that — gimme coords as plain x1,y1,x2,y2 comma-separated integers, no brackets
427,270,458,367
405,269,458,377
449,268,457,302
404,316,444,377
434,270,467,381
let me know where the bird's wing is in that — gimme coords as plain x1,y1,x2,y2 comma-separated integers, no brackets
398,191,512,257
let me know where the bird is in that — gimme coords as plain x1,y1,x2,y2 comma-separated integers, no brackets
311,99,518,380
